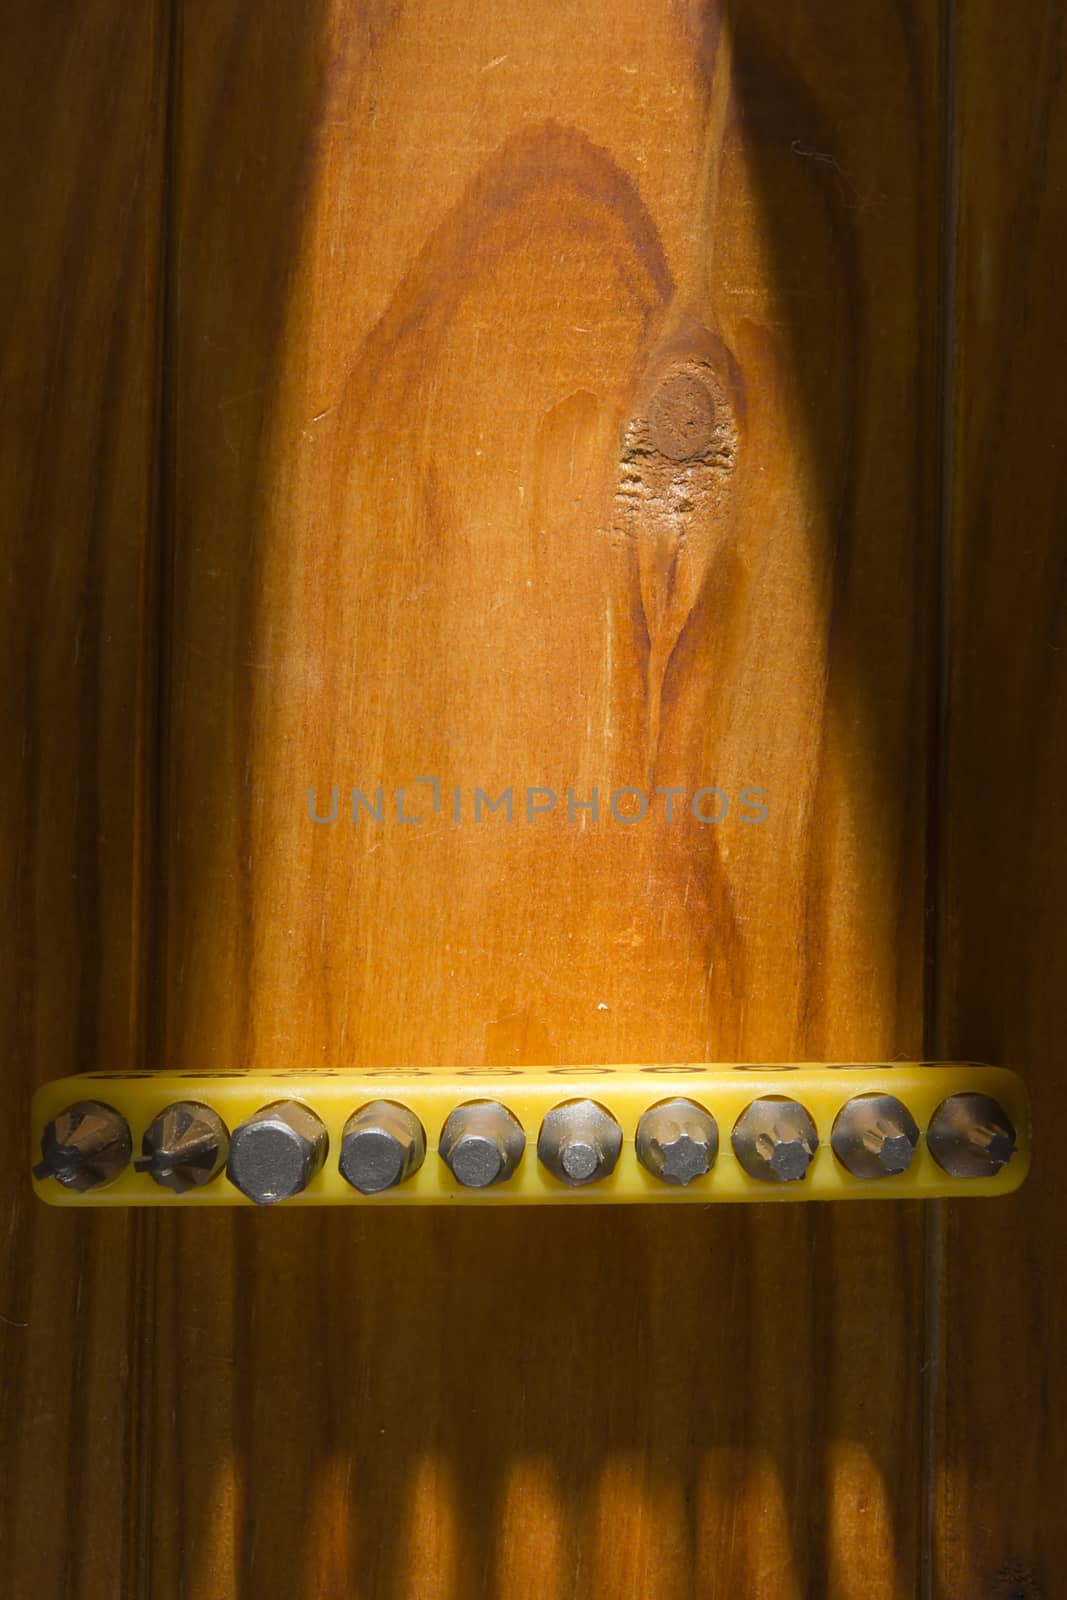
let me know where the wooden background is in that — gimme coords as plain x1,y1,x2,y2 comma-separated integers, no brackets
1,1,1062,1595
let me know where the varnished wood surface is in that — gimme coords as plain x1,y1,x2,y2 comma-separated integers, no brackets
935,3,1067,1595
0,2,168,1593
4,0,1061,1595
148,3,938,1595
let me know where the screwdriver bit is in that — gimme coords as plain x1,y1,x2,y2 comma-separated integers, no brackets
340,1100,426,1194
636,1097,718,1185
831,1093,919,1179
537,1099,623,1187
438,1101,525,1188
34,1100,132,1192
227,1099,328,1204
927,1092,1017,1178
732,1096,819,1183
134,1101,229,1193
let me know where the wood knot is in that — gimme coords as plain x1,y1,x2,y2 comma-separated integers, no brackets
646,373,717,461
612,355,737,531
608,339,740,776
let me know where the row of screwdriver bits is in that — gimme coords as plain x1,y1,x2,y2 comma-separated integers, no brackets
33,1089,1018,1205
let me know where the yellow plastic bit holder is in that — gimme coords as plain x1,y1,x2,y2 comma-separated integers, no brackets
30,1063,1029,1205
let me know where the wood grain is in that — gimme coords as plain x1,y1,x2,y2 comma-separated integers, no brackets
0,2,169,1596
935,3,1067,1594
147,2,942,1595
2,0,951,1595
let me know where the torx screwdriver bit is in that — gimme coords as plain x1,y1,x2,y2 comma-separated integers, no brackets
927,1092,1017,1178
636,1097,718,1185
831,1093,919,1179
732,1096,819,1183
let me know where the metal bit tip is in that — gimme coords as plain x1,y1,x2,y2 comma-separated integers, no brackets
34,1101,132,1192
927,1093,1017,1178
439,1101,525,1189
227,1100,328,1205
732,1097,819,1184
636,1098,719,1186
135,1101,230,1193
831,1093,919,1180
537,1099,622,1188
340,1101,426,1194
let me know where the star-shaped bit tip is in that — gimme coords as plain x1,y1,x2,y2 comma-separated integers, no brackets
659,1133,713,1186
